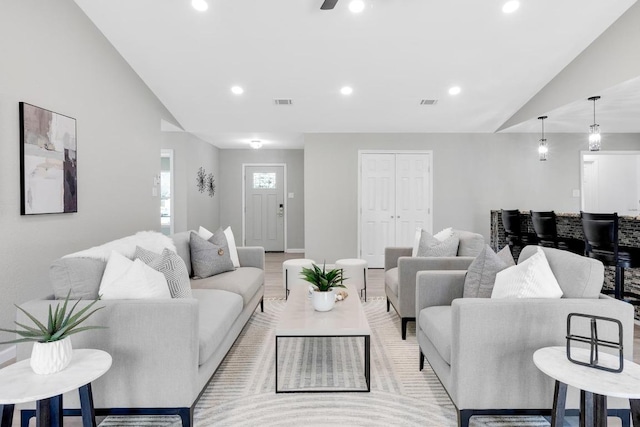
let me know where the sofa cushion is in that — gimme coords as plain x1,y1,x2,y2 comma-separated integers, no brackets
193,289,243,366
463,245,509,298
191,267,263,306
50,257,106,300
419,306,452,365
385,267,399,297
134,246,192,298
455,230,485,257
518,245,604,298
190,231,234,278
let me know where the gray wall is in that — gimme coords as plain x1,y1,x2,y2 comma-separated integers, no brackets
0,1,214,353
161,132,220,233
219,149,304,250
304,133,640,263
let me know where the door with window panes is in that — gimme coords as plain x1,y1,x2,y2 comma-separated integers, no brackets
244,165,285,251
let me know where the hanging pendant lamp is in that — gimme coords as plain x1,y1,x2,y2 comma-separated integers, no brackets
588,96,601,151
538,116,548,161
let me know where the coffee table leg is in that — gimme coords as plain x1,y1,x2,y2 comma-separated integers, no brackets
0,404,14,427
79,383,97,427
364,335,370,392
551,381,567,427
275,336,280,393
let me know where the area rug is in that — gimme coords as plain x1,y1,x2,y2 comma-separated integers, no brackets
101,298,558,427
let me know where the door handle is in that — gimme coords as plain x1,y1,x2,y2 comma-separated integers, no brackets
278,204,284,217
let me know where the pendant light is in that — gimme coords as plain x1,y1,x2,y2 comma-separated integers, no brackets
538,115,548,161
588,96,601,151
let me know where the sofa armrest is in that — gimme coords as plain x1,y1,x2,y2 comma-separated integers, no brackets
385,247,412,271
237,246,265,270
416,270,466,316
449,297,634,410
17,297,200,408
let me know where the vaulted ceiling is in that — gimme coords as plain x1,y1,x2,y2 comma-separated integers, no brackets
75,0,639,148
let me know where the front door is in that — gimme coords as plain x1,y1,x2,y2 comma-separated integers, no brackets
244,165,285,251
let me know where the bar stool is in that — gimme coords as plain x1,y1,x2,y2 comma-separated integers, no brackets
501,209,535,253
530,211,562,249
580,211,640,304
335,258,368,301
282,259,315,299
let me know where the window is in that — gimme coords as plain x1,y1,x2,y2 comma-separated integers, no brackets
253,172,276,189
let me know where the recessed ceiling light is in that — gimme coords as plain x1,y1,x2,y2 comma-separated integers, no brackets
191,0,209,12
250,140,263,149
448,86,461,96
349,0,365,13
340,86,353,95
502,0,520,14
231,86,244,95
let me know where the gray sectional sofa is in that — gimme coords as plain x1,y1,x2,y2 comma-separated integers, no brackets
16,230,264,427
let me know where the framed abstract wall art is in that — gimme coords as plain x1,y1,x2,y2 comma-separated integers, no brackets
19,102,77,215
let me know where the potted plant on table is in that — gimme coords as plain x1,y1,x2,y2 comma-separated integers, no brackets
300,263,346,312
0,292,104,374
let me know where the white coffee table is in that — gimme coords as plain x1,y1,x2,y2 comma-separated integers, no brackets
0,349,112,427
533,346,640,427
275,283,371,393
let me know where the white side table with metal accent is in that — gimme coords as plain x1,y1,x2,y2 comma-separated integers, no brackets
0,349,112,427
282,258,315,299
335,259,368,301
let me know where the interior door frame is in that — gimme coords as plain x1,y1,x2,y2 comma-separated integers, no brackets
160,148,175,235
242,163,288,251
357,150,433,260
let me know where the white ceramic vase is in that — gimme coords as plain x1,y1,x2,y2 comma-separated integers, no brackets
312,289,336,312
30,337,72,375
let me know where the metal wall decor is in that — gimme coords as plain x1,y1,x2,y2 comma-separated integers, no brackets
196,167,215,197
566,312,623,373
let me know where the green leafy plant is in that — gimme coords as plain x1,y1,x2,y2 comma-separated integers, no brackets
0,292,105,344
300,263,347,292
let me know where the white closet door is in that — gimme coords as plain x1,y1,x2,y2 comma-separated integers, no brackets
361,154,396,268
395,154,431,246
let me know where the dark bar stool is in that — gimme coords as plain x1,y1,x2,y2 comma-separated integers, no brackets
530,211,561,248
580,211,640,304
501,209,535,253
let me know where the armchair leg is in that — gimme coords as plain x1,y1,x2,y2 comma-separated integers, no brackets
457,410,472,427
419,351,424,371
401,318,414,340
260,298,264,313
386,298,390,312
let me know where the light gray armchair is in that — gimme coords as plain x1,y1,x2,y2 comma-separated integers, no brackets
385,230,484,339
416,246,634,427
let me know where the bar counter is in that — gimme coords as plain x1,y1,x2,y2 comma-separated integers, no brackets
490,210,640,318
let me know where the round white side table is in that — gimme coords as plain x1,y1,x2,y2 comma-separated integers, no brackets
533,346,640,427
0,349,112,427
335,259,368,301
282,259,315,299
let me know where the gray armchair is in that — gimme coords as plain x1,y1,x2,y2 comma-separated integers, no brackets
416,245,634,427
385,230,484,339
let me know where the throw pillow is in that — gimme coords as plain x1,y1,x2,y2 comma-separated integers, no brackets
412,227,422,257
491,247,563,299
496,245,516,267
50,257,106,300
198,225,214,240
189,231,235,278
134,246,192,298
224,226,240,268
463,245,509,298
433,227,453,242
99,251,171,300
416,230,459,257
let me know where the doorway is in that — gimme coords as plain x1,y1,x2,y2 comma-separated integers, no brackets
243,164,286,251
160,149,174,235
359,151,433,268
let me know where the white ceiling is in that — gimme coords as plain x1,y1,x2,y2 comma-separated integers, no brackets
74,0,638,149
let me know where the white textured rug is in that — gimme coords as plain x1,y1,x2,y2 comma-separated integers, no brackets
101,298,558,427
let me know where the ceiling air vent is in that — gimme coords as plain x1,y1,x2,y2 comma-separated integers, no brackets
420,99,438,105
274,99,293,105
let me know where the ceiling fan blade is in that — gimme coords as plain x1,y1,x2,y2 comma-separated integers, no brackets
320,0,338,10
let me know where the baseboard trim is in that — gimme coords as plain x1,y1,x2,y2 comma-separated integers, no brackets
0,345,16,366
285,248,305,254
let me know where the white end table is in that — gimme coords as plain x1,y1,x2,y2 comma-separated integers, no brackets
0,349,112,427
335,258,368,301
282,258,315,299
533,346,640,427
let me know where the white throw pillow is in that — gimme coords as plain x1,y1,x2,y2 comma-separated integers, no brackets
491,247,563,299
198,226,214,240
99,251,171,300
224,226,240,268
433,227,453,242
412,227,422,257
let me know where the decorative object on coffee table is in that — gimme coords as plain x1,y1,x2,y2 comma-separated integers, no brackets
0,292,103,374
300,263,346,312
566,312,624,373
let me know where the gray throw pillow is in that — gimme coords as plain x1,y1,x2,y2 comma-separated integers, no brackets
416,230,459,257
189,231,234,278
134,246,192,298
50,257,106,300
463,245,509,298
496,245,516,267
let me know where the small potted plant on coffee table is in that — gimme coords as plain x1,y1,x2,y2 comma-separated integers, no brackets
0,292,104,374
300,263,346,312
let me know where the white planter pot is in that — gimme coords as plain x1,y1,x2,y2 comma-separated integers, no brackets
30,337,72,375
312,290,336,312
